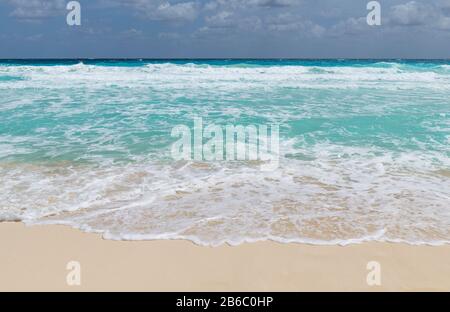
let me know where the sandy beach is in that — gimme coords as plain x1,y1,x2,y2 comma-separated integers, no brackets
0,222,449,292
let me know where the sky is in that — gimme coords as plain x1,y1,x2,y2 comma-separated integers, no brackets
1,0,450,58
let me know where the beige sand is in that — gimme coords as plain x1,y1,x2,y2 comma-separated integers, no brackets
0,222,449,291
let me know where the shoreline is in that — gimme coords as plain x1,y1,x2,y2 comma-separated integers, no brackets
1,222,449,291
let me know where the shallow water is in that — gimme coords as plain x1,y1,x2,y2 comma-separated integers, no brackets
0,60,449,245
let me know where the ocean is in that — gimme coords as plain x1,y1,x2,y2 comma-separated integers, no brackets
0,59,449,246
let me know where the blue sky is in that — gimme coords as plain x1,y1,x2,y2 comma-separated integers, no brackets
1,0,450,58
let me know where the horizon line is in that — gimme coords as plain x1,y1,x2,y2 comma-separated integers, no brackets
1,58,450,61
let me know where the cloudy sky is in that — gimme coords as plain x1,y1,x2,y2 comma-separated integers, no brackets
1,0,450,58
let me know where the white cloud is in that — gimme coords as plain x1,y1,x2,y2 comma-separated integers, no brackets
106,0,200,23
202,0,300,12
200,11,262,34
388,1,450,30
7,0,65,19
249,0,300,8
205,11,235,28
152,2,198,22
390,1,436,26
267,12,325,37
329,17,368,36
198,0,310,37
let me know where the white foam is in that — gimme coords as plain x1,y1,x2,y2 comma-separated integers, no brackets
1,63,450,92
2,142,449,246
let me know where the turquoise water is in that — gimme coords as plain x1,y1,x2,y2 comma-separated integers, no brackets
0,60,449,245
